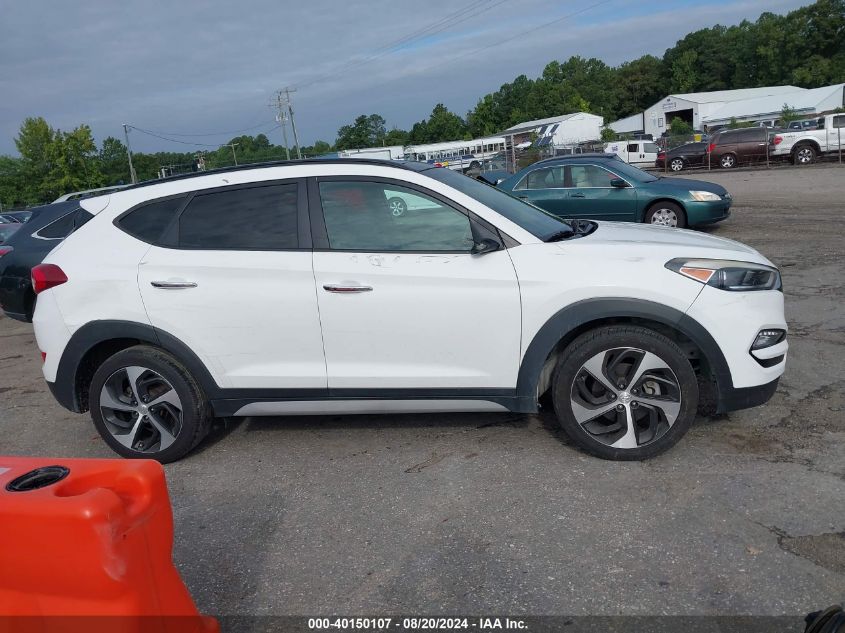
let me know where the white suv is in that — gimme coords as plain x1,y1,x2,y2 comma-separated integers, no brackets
32,159,788,462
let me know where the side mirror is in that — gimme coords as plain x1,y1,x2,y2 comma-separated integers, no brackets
471,237,500,255
610,178,628,188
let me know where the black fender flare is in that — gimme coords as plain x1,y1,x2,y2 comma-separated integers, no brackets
52,320,221,412
515,298,733,402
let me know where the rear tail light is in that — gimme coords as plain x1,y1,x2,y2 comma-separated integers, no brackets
657,152,665,159
31,264,68,295
40,351,46,363
772,135,783,145
0,246,13,258
707,143,716,153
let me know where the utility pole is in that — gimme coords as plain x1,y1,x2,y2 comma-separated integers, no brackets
270,90,293,160
228,143,239,166
285,87,302,159
122,124,138,184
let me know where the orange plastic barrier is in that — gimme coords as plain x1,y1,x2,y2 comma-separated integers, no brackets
0,456,218,633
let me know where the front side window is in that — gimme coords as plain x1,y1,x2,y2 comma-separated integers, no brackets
319,181,474,252
178,184,298,249
627,143,639,152
832,115,845,129
569,165,617,188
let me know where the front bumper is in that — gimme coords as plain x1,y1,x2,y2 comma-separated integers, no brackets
685,199,732,226
717,376,780,413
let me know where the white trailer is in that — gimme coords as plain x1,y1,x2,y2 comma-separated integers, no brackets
404,137,506,171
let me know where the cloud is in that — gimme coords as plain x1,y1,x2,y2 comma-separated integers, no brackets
0,0,813,153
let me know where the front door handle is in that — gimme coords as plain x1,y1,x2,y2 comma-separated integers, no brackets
323,284,373,293
517,195,528,200
570,193,586,198
151,280,198,289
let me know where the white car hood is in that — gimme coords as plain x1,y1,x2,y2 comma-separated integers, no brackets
559,221,773,266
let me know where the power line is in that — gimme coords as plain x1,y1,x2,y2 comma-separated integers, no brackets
128,124,281,148
130,120,277,138
291,0,505,90
400,0,615,79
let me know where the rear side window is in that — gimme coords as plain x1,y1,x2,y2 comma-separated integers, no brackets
178,184,298,250
36,209,93,239
118,196,186,243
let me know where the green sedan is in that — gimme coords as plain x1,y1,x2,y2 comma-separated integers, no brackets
496,153,731,228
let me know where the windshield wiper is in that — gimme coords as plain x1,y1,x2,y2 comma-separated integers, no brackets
545,229,576,242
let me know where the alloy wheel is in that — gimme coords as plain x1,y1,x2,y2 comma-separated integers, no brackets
720,155,736,168
569,347,682,449
99,365,183,453
796,147,813,164
670,158,684,172
650,208,678,227
388,199,407,217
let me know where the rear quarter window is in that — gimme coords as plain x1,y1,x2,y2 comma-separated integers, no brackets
117,195,186,244
36,208,93,239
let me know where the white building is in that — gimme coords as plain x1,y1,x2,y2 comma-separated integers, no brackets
608,85,845,138
501,112,604,148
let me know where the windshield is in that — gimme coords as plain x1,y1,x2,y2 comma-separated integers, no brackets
425,167,571,241
604,160,658,183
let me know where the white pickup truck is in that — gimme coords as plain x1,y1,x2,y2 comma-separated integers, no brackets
770,113,845,164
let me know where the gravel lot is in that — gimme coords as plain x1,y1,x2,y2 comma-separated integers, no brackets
1,164,843,618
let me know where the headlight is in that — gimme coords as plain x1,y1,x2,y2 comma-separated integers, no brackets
690,190,721,202
665,258,782,291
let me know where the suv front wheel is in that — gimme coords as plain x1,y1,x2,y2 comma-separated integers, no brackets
551,326,699,460
89,345,212,463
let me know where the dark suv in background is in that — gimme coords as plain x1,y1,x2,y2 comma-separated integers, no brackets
0,201,92,321
707,127,771,168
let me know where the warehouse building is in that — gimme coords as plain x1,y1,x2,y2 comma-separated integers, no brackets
609,84,845,137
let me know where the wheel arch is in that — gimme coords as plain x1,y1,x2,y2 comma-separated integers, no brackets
516,298,732,410
792,139,821,156
53,320,220,413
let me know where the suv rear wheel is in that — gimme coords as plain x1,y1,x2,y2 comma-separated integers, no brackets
719,153,737,168
89,345,212,463
551,326,698,460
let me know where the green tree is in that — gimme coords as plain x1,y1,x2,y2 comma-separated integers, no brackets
43,125,103,200
780,103,799,124
669,117,693,136
335,114,387,150
99,136,130,186
614,55,666,117
14,117,56,202
421,104,467,143
600,126,616,141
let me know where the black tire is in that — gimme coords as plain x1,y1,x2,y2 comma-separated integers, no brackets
719,153,737,169
89,345,212,463
669,157,685,172
551,326,699,461
792,144,816,165
387,196,407,217
644,201,687,228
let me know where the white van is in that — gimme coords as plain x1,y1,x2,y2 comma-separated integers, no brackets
604,140,660,166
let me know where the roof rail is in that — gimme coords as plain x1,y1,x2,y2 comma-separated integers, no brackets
121,158,429,192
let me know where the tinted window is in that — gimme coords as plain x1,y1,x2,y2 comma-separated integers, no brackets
0,225,20,243
644,143,660,153
626,144,639,152
36,209,92,239
119,196,186,243
737,129,763,142
319,181,474,252
832,115,845,129
179,185,298,249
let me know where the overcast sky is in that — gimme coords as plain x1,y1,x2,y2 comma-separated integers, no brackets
0,0,813,155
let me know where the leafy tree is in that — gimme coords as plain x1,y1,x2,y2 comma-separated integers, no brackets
780,104,799,123
384,128,409,146
335,114,386,150
615,55,666,117
100,136,130,186
600,127,616,141
14,117,56,202
669,117,693,136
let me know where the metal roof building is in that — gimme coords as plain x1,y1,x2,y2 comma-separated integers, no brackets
608,85,844,137
500,112,603,148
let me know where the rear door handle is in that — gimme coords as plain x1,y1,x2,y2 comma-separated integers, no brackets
151,281,198,289
517,195,529,200
323,284,373,293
